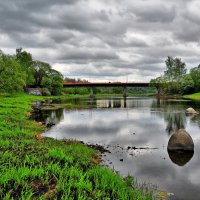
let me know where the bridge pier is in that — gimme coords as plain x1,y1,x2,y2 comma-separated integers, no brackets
123,86,127,97
90,87,94,98
123,96,127,108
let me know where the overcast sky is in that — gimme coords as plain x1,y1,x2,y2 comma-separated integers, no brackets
1,0,200,82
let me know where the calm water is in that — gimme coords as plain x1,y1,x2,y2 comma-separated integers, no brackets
40,97,200,200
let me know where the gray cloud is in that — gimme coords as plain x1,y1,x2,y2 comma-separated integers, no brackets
0,0,200,81
132,4,176,23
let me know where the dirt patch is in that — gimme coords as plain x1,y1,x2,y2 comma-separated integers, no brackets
87,144,111,154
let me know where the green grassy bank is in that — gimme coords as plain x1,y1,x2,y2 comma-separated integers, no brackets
184,93,200,101
0,94,154,199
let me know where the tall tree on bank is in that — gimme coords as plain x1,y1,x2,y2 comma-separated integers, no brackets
150,76,167,94
0,51,26,93
180,74,195,94
16,48,34,86
32,61,51,87
42,69,64,95
190,65,200,92
164,56,187,93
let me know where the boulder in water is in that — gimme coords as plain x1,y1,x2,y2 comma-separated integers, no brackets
185,107,198,114
167,129,194,151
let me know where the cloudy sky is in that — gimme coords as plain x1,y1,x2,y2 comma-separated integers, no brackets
1,0,200,82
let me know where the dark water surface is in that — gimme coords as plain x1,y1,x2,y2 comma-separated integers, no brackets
41,97,200,200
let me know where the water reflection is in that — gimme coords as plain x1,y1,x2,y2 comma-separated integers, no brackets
168,150,194,166
96,98,123,108
151,99,187,135
40,97,200,200
33,109,64,126
164,113,186,135
189,113,200,127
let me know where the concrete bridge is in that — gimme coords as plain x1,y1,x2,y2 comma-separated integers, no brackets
63,82,150,97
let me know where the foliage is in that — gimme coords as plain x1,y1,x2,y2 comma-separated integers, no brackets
42,69,64,95
0,94,153,199
16,48,34,85
64,77,89,83
41,88,51,96
0,49,64,95
0,52,26,93
150,56,188,95
164,56,186,93
190,64,200,92
32,61,52,87
150,76,167,94
180,74,195,94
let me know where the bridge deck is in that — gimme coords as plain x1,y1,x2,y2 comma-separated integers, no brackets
63,82,149,87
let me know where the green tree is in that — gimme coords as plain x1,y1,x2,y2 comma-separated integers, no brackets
42,69,64,95
150,76,167,94
0,51,26,93
180,74,195,94
16,48,34,86
32,61,51,87
190,64,200,92
164,56,186,93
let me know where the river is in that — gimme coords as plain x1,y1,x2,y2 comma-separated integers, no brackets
37,97,200,200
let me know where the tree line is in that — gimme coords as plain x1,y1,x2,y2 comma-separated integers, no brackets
0,49,63,95
150,56,200,95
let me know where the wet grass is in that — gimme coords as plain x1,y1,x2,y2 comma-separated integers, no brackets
0,94,154,199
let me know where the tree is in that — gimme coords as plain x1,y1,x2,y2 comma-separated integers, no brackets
64,77,89,83
32,61,51,87
164,56,186,93
150,76,167,94
180,74,195,94
0,51,26,93
42,69,64,95
16,48,34,86
190,65,200,92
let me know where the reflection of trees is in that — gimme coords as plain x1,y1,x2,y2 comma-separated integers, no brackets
164,113,186,135
151,98,187,135
44,109,64,125
188,114,200,127
33,109,64,125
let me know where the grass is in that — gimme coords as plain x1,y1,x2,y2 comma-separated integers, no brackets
184,93,200,101
0,93,155,199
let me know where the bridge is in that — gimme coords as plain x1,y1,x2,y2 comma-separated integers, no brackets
63,82,150,97
63,82,149,87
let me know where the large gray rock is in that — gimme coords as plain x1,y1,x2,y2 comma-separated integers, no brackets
167,129,194,151
185,107,198,114
26,88,42,96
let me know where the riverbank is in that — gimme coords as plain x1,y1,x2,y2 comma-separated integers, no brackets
184,93,200,101
0,94,154,199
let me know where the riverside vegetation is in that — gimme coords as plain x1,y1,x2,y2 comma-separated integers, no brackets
0,94,154,199
184,93,200,101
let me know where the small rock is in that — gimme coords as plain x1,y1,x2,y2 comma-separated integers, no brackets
185,107,198,114
120,159,123,162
